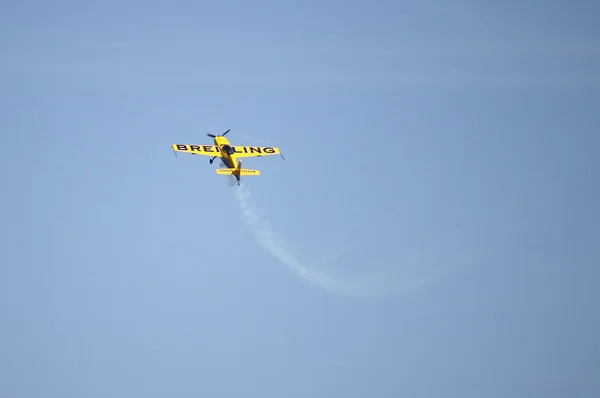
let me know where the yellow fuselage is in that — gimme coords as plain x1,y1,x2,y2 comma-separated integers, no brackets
214,136,239,169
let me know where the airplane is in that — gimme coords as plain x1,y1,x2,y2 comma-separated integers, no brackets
171,129,284,185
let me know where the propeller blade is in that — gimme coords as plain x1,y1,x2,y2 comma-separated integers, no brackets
207,133,216,137
222,129,230,136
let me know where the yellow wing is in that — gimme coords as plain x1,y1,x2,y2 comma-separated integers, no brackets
172,144,222,157
231,146,281,158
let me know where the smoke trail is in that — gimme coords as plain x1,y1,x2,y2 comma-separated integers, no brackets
227,175,237,187
233,184,379,296
232,184,472,296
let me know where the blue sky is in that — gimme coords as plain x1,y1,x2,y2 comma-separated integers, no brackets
1,0,599,396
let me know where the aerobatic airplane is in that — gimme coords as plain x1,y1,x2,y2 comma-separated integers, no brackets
171,129,284,185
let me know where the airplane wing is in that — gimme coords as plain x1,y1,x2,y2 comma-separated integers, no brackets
231,146,282,158
171,144,222,157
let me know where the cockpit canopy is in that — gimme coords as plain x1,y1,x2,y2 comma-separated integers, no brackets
222,144,234,155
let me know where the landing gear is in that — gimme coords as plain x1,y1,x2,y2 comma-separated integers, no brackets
209,156,216,164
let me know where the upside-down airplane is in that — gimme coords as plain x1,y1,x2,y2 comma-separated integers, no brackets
171,129,284,185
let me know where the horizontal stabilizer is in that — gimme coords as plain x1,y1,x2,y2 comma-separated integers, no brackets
216,168,260,176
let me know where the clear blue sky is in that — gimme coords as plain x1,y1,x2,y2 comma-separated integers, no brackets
2,1,599,397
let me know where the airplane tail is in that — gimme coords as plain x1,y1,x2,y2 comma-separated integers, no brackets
215,169,260,176
238,169,261,176
215,161,260,177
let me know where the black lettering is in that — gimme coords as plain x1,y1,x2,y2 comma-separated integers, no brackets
263,147,275,154
243,146,249,153
190,145,201,152
233,146,243,154
202,145,213,152
249,147,262,154
176,144,188,151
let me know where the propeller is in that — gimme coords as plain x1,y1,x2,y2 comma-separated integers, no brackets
207,129,230,138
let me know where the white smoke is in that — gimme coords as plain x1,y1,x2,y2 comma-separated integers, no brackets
233,184,381,296
232,184,472,296
227,175,237,187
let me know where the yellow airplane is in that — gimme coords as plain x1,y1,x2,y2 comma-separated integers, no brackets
171,129,284,185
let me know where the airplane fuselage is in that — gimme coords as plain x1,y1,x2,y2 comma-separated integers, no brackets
214,136,239,169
